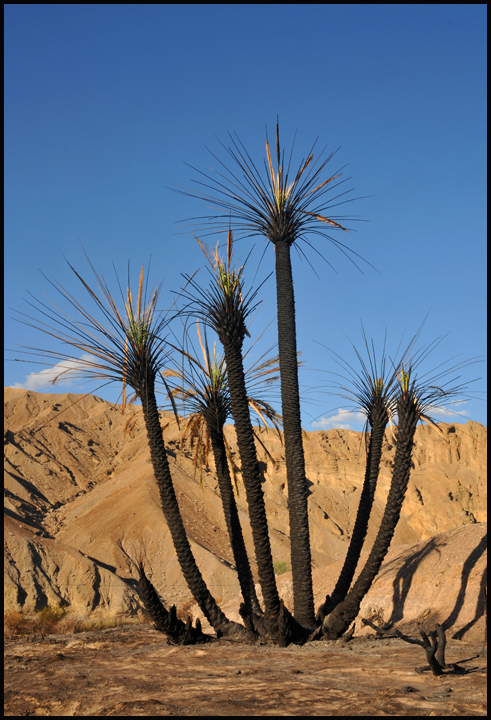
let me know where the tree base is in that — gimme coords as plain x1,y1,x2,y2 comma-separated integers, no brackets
139,563,212,645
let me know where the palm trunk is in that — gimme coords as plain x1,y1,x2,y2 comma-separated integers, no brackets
322,394,419,639
206,416,262,616
319,400,388,619
221,339,282,624
274,239,315,629
138,375,250,640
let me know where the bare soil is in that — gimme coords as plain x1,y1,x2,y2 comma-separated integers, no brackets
4,623,487,716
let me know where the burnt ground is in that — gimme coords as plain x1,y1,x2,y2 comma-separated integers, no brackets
4,623,487,716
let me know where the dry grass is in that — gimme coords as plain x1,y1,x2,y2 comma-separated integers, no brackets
4,607,147,638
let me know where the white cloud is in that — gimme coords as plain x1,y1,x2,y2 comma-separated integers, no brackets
311,409,366,431
310,400,474,433
13,354,94,391
426,401,470,421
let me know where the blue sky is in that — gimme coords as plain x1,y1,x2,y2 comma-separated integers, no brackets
5,4,487,431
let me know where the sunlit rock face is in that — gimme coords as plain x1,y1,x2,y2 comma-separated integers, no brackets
4,387,487,641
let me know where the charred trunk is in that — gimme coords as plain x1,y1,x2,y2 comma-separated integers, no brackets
274,239,315,630
318,399,388,620
138,562,210,644
220,339,282,627
137,374,251,641
206,415,263,619
322,394,419,639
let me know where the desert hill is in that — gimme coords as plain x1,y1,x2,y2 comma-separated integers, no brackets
4,388,487,640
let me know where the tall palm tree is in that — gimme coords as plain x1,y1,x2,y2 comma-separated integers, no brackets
177,122,368,629
321,341,478,640
164,322,283,624
14,256,251,642
181,233,297,641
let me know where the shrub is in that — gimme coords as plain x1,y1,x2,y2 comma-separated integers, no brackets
4,607,147,638
36,605,68,634
4,609,31,637
273,560,290,576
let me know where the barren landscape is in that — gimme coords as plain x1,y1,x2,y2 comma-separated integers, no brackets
4,625,487,716
4,388,487,715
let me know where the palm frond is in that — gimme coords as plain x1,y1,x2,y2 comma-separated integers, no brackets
13,255,172,403
253,429,277,467
173,121,371,273
178,232,266,347
317,322,481,437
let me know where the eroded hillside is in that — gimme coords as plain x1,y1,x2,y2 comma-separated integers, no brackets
4,388,487,640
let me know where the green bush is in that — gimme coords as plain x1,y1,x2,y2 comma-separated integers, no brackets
273,560,290,576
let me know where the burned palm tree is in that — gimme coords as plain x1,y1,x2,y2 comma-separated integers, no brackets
164,322,283,624
14,256,251,642
316,330,400,623
321,338,479,640
177,121,368,629
180,233,297,642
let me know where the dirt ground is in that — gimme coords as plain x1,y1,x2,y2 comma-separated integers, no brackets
4,623,487,716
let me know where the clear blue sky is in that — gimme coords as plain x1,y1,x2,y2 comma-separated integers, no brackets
4,4,487,430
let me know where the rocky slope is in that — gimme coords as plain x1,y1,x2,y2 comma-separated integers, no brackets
4,388,487,639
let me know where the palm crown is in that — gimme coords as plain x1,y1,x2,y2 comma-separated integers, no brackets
15,256,170,402
177,121,371,272
165,321,282,489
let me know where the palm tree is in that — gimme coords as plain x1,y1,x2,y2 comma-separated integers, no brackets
321,340,478,640
164,322,284,624
180,232,297,642
177,121,368,629
14,256,251,642
315,331,399,623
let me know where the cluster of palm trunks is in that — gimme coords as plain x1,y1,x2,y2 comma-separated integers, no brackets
17,123,478,649
135,359,428,646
